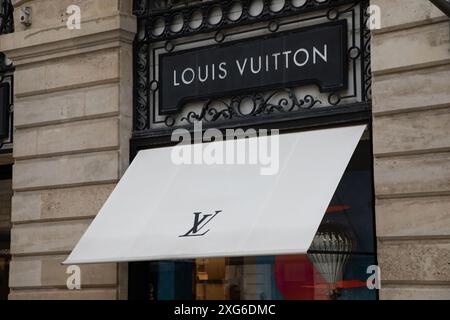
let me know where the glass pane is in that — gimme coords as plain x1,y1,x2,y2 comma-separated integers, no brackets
148,254,376,300
320,139,375,254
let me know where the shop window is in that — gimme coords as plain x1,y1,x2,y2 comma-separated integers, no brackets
129,137,376,300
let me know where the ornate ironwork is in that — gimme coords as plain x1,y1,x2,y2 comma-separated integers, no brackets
135,0,361,41
133,0,372,136
0,0,14,35
169,90,321,126
0,0,14,150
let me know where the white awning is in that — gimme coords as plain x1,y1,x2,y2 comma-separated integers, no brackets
64,125,366,265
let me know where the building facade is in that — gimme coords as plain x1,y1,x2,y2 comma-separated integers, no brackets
0,0,449,300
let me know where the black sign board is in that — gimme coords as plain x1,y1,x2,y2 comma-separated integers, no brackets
0,83,10,139
159,20,348,115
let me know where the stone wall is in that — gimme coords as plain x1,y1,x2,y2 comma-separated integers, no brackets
0,0,135,299
371,0,450,299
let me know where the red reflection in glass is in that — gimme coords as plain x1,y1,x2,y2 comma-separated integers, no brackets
274,255,330,300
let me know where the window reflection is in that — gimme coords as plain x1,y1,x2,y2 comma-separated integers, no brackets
149,254,376,300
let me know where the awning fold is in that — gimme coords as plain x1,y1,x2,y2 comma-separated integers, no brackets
64,125,366,265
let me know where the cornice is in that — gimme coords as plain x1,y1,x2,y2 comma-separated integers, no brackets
0,13,136,66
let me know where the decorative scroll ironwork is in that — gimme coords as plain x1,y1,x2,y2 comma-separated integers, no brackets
169,91,322,126
0,0,14,35
133,0,372,135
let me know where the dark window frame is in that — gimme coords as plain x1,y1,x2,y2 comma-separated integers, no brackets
131,0,372,146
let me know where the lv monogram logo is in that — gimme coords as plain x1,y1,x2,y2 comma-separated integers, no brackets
179,210,223,237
